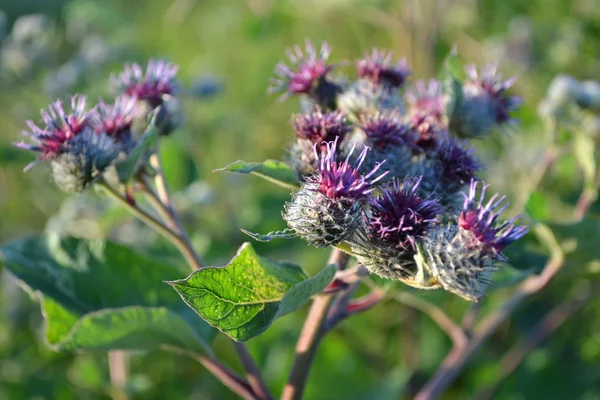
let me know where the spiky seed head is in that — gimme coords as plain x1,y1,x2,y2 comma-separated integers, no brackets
356,49,411,88
50,129,120,193
283,139,388,247
351,178,442,281
337,79,405,123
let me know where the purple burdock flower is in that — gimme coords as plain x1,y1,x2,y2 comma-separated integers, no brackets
406,80,446,120
465,65,520,125
14,95,91,166
418,180,528,301
311,139,387,200
283,138,387,247
112,59,178,107
436,140,481,192
356,49,411,88
292,110,350,145
14,95,122,192
269,39,338,105
360,110,415,150
458,180,528,252
405,80,448,151
366,179,441,250
91,96,136,139
350,178,442,283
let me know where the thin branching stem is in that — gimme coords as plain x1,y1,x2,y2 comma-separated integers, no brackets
281,248,350,400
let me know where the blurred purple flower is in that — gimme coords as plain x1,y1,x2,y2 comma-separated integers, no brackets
437,140,481,188
91,96,136,138
292,110,350,145
357,49,411,88
112,59,178,106
360,110,414,150
14,95,91,167
269,39,334,100
464,65,521,124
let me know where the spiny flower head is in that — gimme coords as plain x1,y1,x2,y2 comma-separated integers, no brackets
356,49,411,88
458,180,528,252
270,40,334,100
14,95,91,165
436,140,481,189
464,65,520,124
406,80,446,120
360,110,414,150
308,138,388,200
409,113,447,152
292,110,350,145
112,59,179,106
91,96,136,138
365,178,442,250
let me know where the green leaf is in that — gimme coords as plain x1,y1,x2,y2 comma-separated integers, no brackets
44,303,209,353
215,159,300,190
115,125,158,183
167,243,336,341
0,234,213,354
240,228,297,242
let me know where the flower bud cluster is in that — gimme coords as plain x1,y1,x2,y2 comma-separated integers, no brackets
15,60,182,192
273,41,527,301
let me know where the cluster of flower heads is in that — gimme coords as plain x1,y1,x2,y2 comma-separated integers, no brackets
272,40,527,301
14,60,181,192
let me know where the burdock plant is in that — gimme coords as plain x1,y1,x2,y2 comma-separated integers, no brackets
3,39,598,400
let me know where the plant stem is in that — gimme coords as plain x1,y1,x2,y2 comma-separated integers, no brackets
392,292,467,348
193,354,257,400
233,342,274,400
142,158,274,399
281,248,349,400
108,350,128,400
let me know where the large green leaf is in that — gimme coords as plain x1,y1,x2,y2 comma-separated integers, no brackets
0,234,213,354
214,159,300,190
167,243,336,341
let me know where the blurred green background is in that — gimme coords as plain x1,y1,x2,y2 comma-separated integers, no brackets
1,0,600,399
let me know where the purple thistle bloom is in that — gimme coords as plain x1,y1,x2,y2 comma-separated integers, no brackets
406,80,446,120
464,65,521,124
14,95,91,166
269,39,334,100
91,96,136,138
292,110,350,145
458,180,528,251
309,138,388,200
365,178,442,250
357,49,411,88
436,140,481,187
112,59,178,106
360,110,415,150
